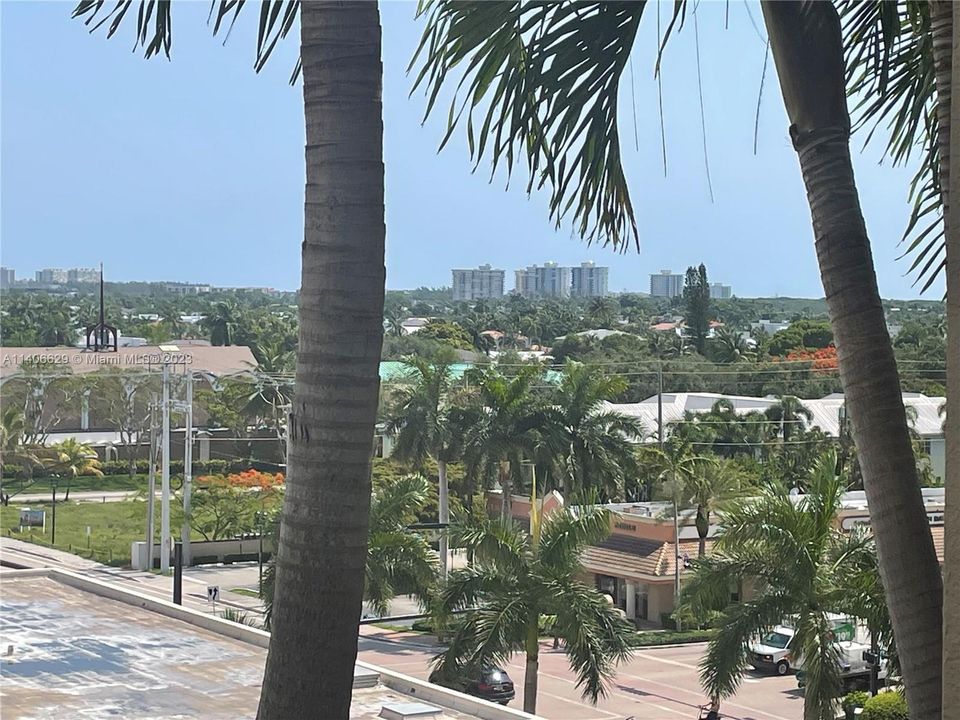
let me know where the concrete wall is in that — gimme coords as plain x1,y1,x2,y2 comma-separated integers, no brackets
647,583,675,624
131,537,274,571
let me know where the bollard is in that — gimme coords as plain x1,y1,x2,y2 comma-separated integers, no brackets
173,542,183,605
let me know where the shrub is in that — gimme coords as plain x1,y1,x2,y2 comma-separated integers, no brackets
842,691,870,712
860,692,908,720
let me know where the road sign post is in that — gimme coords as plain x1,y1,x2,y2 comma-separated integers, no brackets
207,585,220,613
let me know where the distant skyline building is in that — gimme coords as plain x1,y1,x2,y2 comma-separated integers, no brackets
709,282,732,299
649,270,684,298
35,268,68,284
514,262,571,298
162,282,212,295
68,267,100,283
451,264,505,301
0,267,14,289
570,261,609,298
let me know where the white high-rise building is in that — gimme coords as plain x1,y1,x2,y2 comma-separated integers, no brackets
571,261,609,297
35,268,68,284
649,270,684,298
68,268,100,283
451,264,505,301
0,267,15,289
514,263,571,298
709,282,732,299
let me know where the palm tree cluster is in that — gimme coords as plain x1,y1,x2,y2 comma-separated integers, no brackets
387,354,645,523
261,473,438,629
55,0,955,717
679,452,893,720
0,406,102,504
433,503,636,715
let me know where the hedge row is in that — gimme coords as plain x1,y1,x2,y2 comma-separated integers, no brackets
634,629,717,647
2,458,279,478
407,620,716,647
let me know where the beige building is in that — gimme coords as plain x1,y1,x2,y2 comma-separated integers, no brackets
489,487,946,628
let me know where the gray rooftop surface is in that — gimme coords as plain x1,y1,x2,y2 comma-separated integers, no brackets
0,576,478,720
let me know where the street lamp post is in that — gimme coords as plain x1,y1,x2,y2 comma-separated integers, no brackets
255,510,267,587
50,475,60,546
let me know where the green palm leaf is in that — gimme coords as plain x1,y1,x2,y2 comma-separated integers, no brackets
411,1,651,249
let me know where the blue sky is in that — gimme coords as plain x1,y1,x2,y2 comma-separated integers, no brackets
0,1,945,299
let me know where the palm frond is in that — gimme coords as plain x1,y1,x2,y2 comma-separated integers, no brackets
840,0,944,292
548,578,634,703
411,1,647,249
72,0,302,83
431,591,527,679
698,589,791,700
538,504,612,572
366,529,439,616
452,517,527,572
792,610,844,720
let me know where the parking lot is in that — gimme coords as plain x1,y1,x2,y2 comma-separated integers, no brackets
358,632,802,720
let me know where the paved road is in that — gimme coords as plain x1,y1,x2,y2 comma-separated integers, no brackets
357,633,802,720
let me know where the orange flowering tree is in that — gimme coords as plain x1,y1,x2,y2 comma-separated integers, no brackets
188,468,284,541
784,346,838,374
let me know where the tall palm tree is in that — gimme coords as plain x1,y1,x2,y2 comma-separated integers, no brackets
544,361,644,500
648,437,715,628
679,452,884,720
433,504,635,715
461,365,549,520
71,2,387,716
263,474,439,627
843,5,956,702
683,459,744,558
47,438,103,501
201,301,241,346
387,351,465,578
413,4,942,715
765,395,814,442
587,296,618,329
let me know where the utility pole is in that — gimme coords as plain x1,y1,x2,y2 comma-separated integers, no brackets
673,498,682,633
657,360,664,449
181,373,193,566
160,363,171,574
145,399,157,569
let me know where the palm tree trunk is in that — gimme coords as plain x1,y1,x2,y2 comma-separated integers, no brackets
695,506,708,559
937,1,960,711
438,458,449,579
761,4,944,717
256,3,385,719
523,610,540,715
499,461,513,521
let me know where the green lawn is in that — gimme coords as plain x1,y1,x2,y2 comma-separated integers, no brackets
1,498,185,567
230,587,260,598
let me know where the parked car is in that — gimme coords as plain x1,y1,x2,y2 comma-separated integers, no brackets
429,665,516,705
749,626,796,675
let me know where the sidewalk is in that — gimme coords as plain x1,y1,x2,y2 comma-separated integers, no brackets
0,535,106,572
7,490,139,504
359,623,444,650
